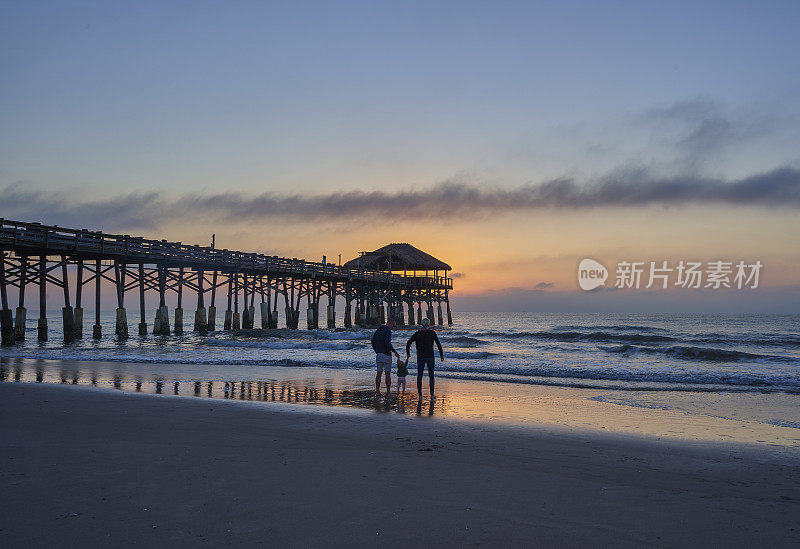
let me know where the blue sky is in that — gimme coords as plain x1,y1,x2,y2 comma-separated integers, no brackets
3,1,799,192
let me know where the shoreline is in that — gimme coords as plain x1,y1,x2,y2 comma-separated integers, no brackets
3,356,800,450
2,382,799,547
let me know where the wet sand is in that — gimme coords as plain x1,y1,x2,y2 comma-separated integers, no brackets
1,383,799,548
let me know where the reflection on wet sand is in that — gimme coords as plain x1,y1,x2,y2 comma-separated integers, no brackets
0,360,447,415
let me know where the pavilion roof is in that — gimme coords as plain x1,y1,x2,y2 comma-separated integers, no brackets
343,243,451,271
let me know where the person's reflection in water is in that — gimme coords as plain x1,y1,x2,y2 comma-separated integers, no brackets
416,398,435,416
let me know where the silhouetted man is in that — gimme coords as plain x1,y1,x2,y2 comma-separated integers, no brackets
371,318,399,398
406,318,444,398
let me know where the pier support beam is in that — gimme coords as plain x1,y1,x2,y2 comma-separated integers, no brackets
446,299,452,326
224,274,233,330
306,306,315,330
14,307,26,341
38,256,47,341
93,258,102,339
0,309,12,346
260,302,270,329
138,264,147,336
194,269,207,335
208,306,216,332
74,307,83,339
14,256,27,341
344,301,352,329
437,304,444,325
62,306,75,342
0,255,14,346
208,271,218,332
194,307,207,335
175,267,184,334
114,261,128,338
61,257,75,342
115,308,128,337
74,260,83,339
224,309,232,330
327,304,335,329
285,306,293,329
417,303,423,327
407,302,415,326
154,305,170,335
174,307,184,334
232,272,240,330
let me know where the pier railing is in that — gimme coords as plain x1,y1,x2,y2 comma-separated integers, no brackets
0,219,451,289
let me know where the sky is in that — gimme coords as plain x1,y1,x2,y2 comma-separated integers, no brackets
1,1,799,312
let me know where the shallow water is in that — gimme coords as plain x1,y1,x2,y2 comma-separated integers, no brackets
1,311,798,393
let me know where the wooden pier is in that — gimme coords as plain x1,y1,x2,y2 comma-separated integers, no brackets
0,219,453,344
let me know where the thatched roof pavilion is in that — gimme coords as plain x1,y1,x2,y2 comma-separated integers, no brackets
343,243,451,272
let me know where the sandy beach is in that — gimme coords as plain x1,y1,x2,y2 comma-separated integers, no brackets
2,382,799,548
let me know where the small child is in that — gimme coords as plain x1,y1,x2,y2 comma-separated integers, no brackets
396,357,408,394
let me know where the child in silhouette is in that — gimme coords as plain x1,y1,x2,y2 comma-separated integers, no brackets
396,357,408,395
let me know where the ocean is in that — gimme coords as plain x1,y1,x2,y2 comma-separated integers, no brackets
1,311,798,394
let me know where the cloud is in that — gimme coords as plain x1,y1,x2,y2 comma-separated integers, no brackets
533,282,554,289
0,183,165,231
641,97,776,169
2,165,799,231
449,272,466,279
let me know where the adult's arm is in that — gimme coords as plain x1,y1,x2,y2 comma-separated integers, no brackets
383,328,397,355
433,331,444,360
406,331,418,356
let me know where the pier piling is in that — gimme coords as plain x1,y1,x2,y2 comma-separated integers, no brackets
93,259,101,339
114,261,128,337
61,258,75,342
0,254,12,346
208,270,218,331
138,264,147,336
174,267,184,334
74,260,83,338
38,256,47,341
14,256,27,341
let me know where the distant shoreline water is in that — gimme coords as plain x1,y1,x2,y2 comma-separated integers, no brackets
1,312,798,394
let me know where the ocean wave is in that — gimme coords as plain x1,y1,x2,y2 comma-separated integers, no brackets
439,335,489,346
476,330,677,344
689,333,800,347
204,337,361,351
599,344,798,363
444,351,498,360
552,324,670,333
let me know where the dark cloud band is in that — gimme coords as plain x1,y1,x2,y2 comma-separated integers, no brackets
2,166,798,231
